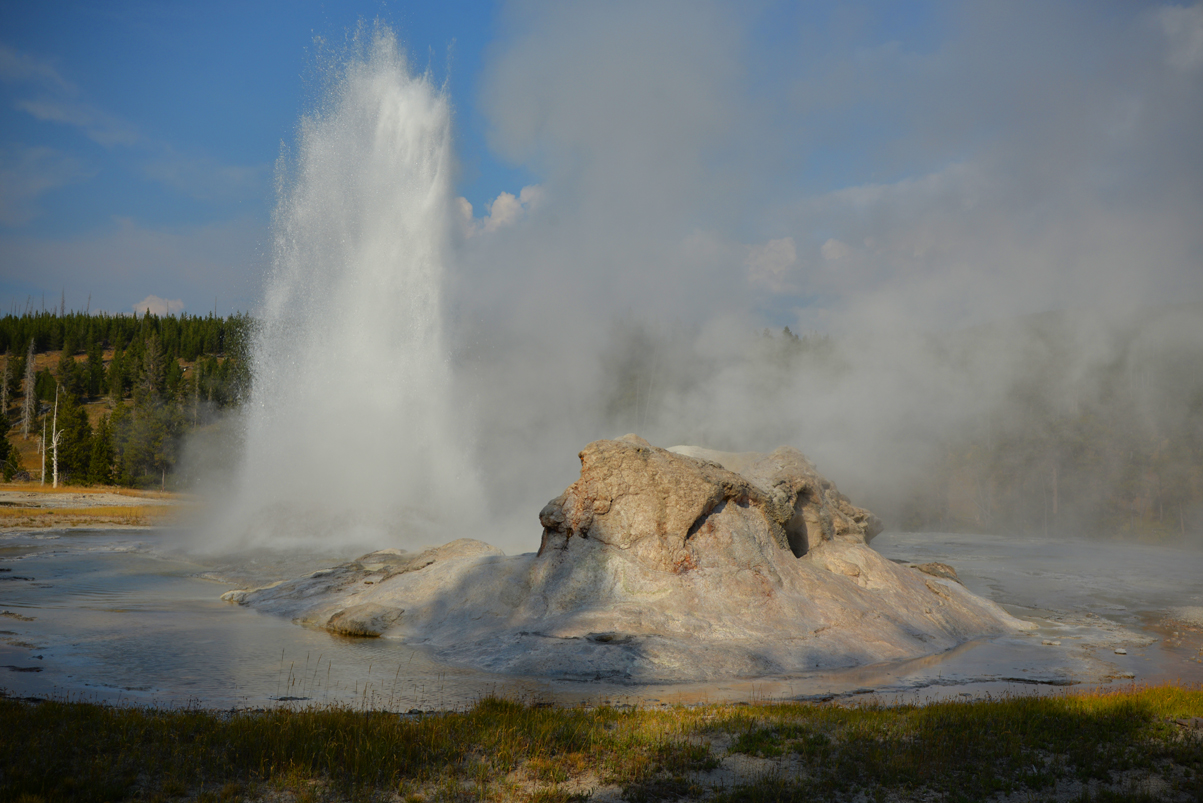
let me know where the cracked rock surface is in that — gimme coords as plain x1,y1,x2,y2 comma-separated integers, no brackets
223,436,1030,681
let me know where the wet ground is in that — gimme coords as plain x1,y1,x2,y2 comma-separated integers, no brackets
1,528,1200,710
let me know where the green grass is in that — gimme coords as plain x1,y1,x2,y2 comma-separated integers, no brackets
0,685,1200,802
713,685,1203,801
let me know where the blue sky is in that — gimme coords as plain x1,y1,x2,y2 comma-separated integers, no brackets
0,0,526,314
1,1,1200,329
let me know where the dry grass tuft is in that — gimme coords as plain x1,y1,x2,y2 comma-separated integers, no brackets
0,684,1200,802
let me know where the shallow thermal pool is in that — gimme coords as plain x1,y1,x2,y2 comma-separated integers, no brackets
1,528,1200,710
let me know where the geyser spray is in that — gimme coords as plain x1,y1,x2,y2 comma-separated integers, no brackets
214,27,484,552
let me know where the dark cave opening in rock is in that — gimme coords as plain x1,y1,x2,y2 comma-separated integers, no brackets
786,501,809,558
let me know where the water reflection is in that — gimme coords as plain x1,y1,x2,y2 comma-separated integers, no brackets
1,528,1199,710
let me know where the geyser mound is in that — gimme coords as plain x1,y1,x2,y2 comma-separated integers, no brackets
224,436,1029,682
213,28,484,552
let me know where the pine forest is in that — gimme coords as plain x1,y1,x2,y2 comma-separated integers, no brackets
0,310,249,489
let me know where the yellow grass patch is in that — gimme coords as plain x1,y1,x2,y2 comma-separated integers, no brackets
0,504,176,527
0,483,183,500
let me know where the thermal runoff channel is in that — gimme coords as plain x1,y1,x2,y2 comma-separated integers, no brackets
219,29,484,552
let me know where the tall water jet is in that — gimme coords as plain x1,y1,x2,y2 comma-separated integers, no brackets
215,28,484,552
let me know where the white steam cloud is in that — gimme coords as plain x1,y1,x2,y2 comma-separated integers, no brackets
437,1,1203,550
193,4,1203,556
133,295,184,316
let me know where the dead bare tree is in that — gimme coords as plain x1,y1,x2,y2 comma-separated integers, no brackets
21,342,35,437
50,384,63,488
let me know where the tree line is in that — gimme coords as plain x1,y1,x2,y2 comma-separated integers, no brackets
0,310,250,488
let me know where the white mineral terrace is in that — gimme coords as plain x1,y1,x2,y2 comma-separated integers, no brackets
2,439,1200,710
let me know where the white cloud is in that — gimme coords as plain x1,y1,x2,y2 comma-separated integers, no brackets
3,44,261,207
133,295,185,316
483,188,527,232
0,144,94,226
820,238,851,261
0,45,74,92
744,237,797,293
0,215,265,314
140,150,269,202
1158,2,1203,71
15,97,140,148
459,184,544,236
3,45,138,148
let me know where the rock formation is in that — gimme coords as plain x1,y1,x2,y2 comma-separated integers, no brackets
223,436,1030,681
539,437,882,564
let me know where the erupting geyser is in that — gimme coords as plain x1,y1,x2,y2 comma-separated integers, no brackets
217,29,484,551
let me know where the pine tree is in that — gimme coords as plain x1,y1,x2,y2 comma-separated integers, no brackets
85,340,105,397
34,368,55,402
5,349,23,405
87,414,114,485
137,333,166,402
165,357,184,399
1,348,9,416
0,415,18,481
57,390,92,483
147,398,185,491
107,349,126,401
109,401,135,486
57,350,86,398
0,309,254,489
